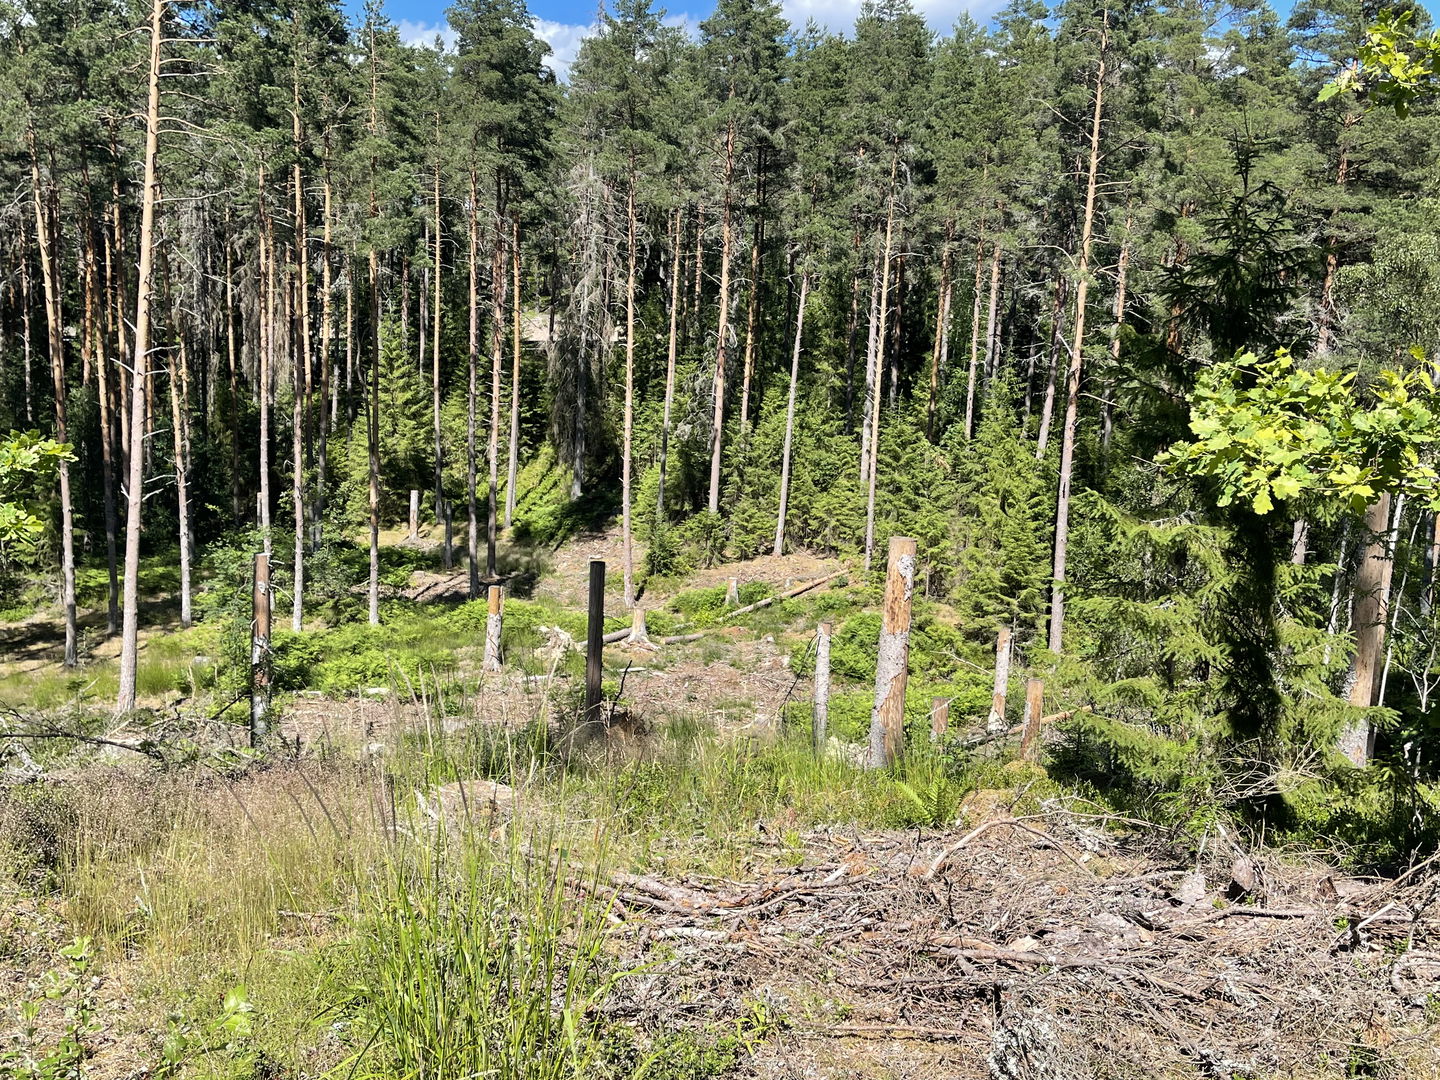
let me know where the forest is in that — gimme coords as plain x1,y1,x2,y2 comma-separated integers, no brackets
6,0,1440,1074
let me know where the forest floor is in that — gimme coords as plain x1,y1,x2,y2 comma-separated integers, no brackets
3,528,1440,1078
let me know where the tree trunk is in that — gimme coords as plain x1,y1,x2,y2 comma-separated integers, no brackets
708,119,737,515
863,156,899,574
658,207,682,517
1047,14,1108,657
96,215,120,635
738,198,763,433
813,620,831,754
859,243,882,482
506,218,522,528
432,122,445,531
622,176,637,608
318,159,334,545
982,238,1002,380
963,230,984,440
257,165,273,556
19,218,34,428
117,0,164,713
986,626,1013,733
486,213,506,580
866,536,917,769
366,28,381,627
1035,275,1065,459
290,82,309,631
1103,211,1132,454
466,170,481,598
28,132,77,667
774,267,809,557
166,295,193,630
927,225,953,442
1340,495,1394,765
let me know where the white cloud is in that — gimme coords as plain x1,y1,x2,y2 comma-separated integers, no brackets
397,18,458,51
532,17,595,80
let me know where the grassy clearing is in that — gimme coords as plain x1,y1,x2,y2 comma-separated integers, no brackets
0,685,1046,1080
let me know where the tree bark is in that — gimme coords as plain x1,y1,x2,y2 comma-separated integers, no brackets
1341,495,1395,765
117,0,164,713
813,620,831,754
866,536,917,769
1047,14,1108,657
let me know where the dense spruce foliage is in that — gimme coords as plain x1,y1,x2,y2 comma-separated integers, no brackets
5,0,1440,848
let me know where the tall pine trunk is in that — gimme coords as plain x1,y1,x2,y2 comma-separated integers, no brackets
96,215,120,634
118,0,164,713
366,24,381,626
486,211,506,580
707,119,736,515
927,224,953,442
982,238,1002,379
863,155,898,574
738,187,763,433
963,229,984,440
506,218,521,528
28,132,77,666
258,165,273,554
432,129,445,533
1047,12,1108,656
466,170,481,597
290,78,309,630
621,176,637,607
318,158,334,543
1035,274,1065,459
166,292,193,629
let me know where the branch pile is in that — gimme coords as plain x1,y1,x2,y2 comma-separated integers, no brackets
593,808,1440,1079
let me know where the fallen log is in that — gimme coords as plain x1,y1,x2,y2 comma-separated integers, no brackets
724,570,845,621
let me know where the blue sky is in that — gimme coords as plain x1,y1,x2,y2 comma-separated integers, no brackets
364,0,1440,79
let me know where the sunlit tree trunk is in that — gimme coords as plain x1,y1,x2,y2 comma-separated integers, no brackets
622,176,638,607
28,131,77,666
506,218,522,528
963,229,984,440
708,119,737,515
1047,11,1109,656
118,0,164,713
